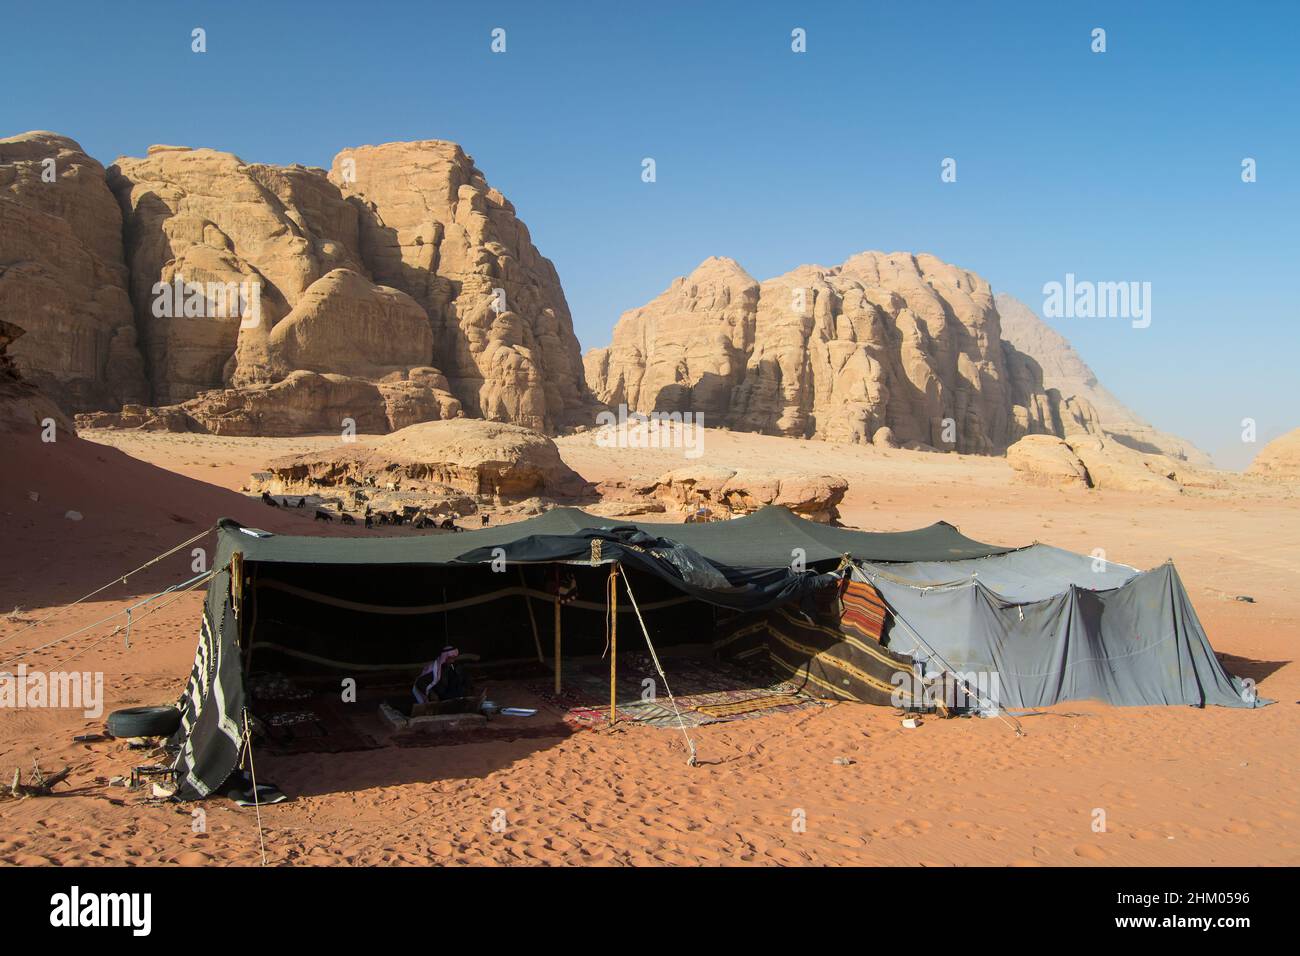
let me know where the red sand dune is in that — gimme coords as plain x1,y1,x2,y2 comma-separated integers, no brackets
0,428,1297,866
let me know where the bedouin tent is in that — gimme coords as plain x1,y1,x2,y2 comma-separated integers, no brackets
169,506,1262,800
172,509,852,799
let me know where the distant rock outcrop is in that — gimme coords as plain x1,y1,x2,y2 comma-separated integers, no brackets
1007,430,1222,494
251,419,589,506
0,132,148,411
995,292,1211,466
1247,428,1300,482
585,253,1077,454
641,467,848,523
77,368,462,437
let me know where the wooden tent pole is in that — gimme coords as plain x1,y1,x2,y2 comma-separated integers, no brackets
609,563,618,725
553,596,562,694
519,566,544,663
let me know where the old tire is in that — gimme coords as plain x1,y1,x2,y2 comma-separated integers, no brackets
106,706,181,739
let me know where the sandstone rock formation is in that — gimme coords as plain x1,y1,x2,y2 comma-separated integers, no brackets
1006,430,1221,494
646,467,849,523
0,318,74,432
0,135,591,435
110,145,391,404
251,419,589,510
0,132,147,411
264,268,434,380
77,368,461,437
586,253,1074,454
1005,435,1092,489
995,292,1211,466
329,140,591,432
1247,428,1300,482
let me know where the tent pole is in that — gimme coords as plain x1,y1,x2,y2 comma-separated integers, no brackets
553,597,562,694
609,563,618,725
519,566,544,663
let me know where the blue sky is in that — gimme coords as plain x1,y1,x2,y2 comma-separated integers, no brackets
4,1,1295,467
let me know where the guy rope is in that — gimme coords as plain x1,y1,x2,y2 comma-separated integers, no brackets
0,567,215,669
0,527,211,649
619,568,699,767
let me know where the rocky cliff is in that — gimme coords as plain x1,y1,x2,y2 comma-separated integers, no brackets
328,141,590,432
585,253,1076,454
0,132,148,411
1,132,590,435
995,292,1211,465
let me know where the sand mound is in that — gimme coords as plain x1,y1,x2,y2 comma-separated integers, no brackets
0,421,351,609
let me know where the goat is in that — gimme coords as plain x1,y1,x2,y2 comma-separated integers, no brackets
314,510,334,523
261,492,279,508
340,513,356,525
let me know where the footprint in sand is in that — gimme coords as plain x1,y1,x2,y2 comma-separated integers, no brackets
1073,844,1107,860
1222,822,1252,835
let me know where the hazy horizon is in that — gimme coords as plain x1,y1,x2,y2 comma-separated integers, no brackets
5,0,1295,469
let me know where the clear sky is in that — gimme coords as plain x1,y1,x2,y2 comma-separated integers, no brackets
4,1,1296,468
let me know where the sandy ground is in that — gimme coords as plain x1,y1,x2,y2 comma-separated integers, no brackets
0,427,1296,866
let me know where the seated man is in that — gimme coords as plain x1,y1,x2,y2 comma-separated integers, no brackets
412,646,470,704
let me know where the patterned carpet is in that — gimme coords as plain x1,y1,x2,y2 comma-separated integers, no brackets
527,655,830,728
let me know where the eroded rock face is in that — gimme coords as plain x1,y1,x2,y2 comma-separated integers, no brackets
1247,428,1300,482
264,268,434,380
65,138,593,434
0,135,595,435
256,419,589,501
995,292,1211,466
328,140,592,432
0,318,75,432
0,132,147,411
109,146,367,404
586,253,1068,454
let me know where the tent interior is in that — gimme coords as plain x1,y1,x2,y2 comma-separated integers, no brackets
228,532,832,780
246,559,724,677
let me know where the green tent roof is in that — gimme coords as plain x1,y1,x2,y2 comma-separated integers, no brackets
216,505,1013,569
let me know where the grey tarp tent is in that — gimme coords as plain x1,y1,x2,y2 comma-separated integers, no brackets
857,545,1264,710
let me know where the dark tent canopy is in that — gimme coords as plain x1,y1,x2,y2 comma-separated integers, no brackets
172,509,858,798
216,504,1014,568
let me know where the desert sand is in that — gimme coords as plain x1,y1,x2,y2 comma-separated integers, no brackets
0,427,1296,866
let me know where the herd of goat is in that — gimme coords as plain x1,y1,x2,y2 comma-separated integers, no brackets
260,491,489,532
